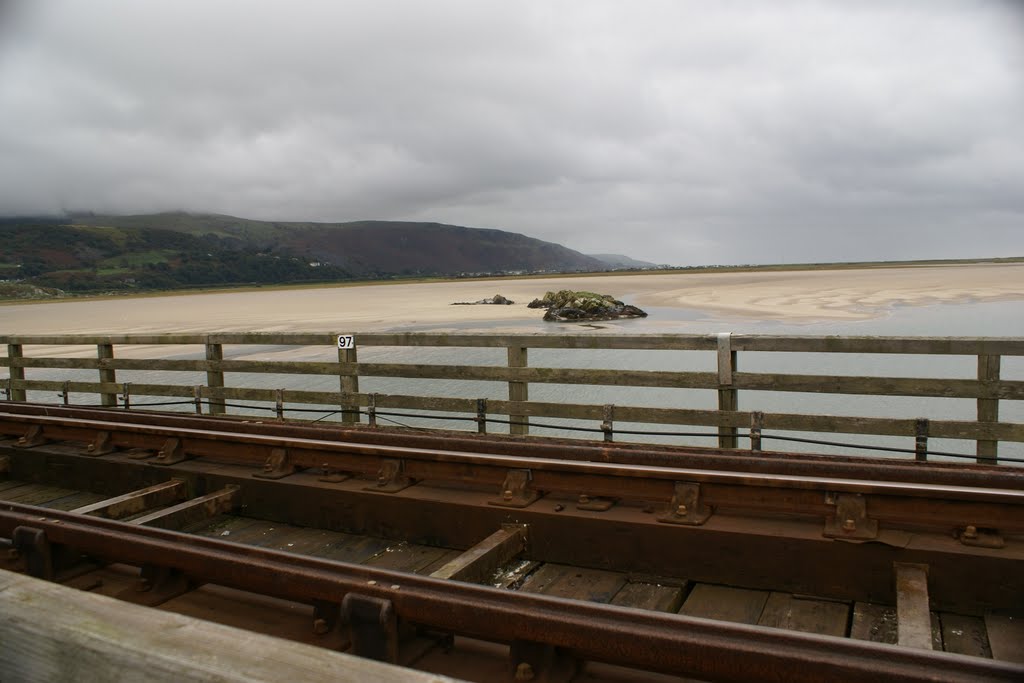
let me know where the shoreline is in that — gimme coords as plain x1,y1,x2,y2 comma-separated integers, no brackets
1,263,1022,336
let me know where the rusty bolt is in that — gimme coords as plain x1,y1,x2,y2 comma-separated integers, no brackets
842,518,857,532
963,525,978,539
86,443,96,452
553,504,564,512
578,494,590,505
312,618,329,635
676,504,688,516
503,489,514,501
377,471,387,486
515,662,535,681
263,461,274,472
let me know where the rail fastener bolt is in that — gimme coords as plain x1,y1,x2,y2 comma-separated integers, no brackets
842,518,857,532
963,525,978,540
515,662,535,681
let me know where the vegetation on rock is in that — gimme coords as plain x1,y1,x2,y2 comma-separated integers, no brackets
452,294,515,305
528,290,648,321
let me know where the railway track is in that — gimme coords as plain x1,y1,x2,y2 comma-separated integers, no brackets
1,403,1022,681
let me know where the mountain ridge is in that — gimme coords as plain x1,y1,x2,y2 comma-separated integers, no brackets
0,212,610,294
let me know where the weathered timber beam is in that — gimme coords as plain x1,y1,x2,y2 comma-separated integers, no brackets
12,354,1024,399
0,569,464,683
732,372,1024,400
895,563,933,650
129,485,239,530
5,332,1023,355
430,524,527,583
731,335,1024,356
70,479,189,519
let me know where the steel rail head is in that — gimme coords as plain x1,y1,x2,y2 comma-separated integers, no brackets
2,401,1020,481
0,501,1020,683
4,409,1024,509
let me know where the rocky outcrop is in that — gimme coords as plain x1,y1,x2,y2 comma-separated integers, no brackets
528,290,648,322
0,283,67,300
451,294,515,305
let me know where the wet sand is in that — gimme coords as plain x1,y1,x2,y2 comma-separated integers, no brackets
2,263,1023,335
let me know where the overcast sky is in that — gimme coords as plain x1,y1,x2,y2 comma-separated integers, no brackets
1,1,1021,265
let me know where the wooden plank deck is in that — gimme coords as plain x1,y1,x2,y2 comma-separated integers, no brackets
985,612,1024,663
678,584,770,625
757,592,850,637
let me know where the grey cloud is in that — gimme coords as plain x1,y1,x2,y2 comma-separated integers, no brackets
0,0,1021,265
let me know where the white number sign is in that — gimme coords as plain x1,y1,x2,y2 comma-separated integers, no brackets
336,335,356,350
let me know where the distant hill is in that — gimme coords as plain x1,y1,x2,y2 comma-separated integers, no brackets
588,253,660,269
0,212,608,295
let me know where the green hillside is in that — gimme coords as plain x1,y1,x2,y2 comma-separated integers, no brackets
0,213,606,297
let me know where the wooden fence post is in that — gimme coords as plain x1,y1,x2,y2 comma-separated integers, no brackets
508,346,529,435
977,355,1000,464
476,398,488,434
339,346,359,424
717,333,738,449
915,418,929,462
7,344,26,402
97,343,117,407
750,411,764,452
205,340,225,415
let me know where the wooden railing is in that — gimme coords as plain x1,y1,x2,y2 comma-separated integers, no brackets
2,332,1022,463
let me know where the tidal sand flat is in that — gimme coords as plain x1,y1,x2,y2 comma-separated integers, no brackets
2,263,1023,336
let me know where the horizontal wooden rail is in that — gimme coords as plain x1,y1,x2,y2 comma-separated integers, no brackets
2,332,1023,462
4,332,1024,354
10,356,1024,400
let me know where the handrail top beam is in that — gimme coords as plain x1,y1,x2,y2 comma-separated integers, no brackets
3,332,1023,355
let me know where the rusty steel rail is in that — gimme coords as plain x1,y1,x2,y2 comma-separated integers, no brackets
1,501,1020,683
2,407,1023,536
2,402,1019,489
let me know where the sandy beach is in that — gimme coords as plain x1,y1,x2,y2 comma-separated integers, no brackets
2,263,1023,336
